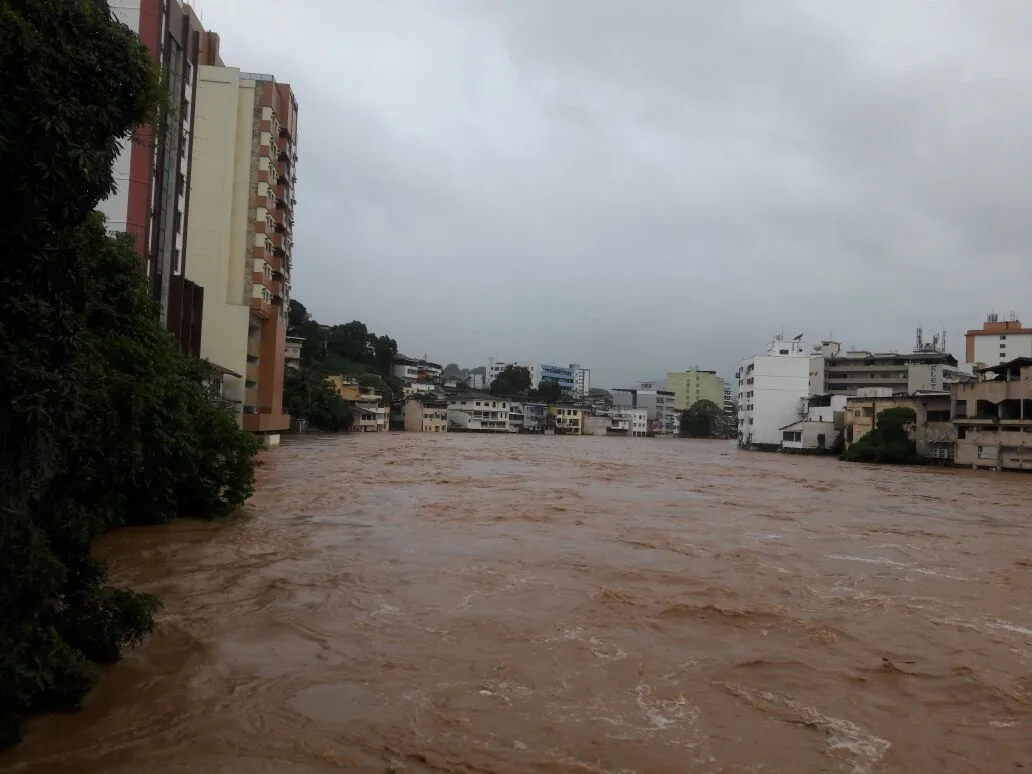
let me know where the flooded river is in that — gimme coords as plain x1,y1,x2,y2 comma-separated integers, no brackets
3,434,1032,773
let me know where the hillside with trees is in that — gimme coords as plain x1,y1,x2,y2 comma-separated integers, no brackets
284,300,402,430
1,1,258,746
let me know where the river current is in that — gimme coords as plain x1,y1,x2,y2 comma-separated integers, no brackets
3,434,1031,773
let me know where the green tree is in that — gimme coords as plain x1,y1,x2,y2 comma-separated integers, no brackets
841,406,920,464
0,0,257,746
283,369,353,431
287,298,309,333
491,365,533,396
680,399,723,438
530,379,564,403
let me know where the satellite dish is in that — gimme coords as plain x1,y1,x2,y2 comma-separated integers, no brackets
792,333,803,341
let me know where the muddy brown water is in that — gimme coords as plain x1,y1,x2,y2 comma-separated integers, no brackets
3,434,1032,773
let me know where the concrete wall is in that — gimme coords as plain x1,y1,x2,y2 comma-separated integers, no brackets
740,355,812,447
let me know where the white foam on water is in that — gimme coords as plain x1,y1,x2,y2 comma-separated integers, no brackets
825,554,970,581
717,681,890,774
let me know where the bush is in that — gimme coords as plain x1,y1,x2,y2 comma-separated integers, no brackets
0,0,259,746
841,407,921,465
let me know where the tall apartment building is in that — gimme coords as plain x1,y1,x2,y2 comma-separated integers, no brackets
965,313,1032,367
102,0,221,356
571,364,591,397
737,335,822,448
665,369,725,411
185,67,299,442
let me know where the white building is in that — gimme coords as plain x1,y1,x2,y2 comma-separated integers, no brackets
737,335,822,448
392,355,443,383
723,383,734,414
447,395,511,432
779,394,847,451
486,358,540,388
572,365,591,397
965,313,1032,368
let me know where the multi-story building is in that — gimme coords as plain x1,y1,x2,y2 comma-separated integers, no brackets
819,338,970,396
486,358,539,388
965,313,1032,367
393,355,443,383
447,395,511,432
723,385,735,415
518,402,548,433
284,336,303,371
485,359,588,395
572,365,591,397
329,376,388,432
102,0,221,356
952,358,1032,471
737,335,822,448
403,398,448,433
540,364,576,393
612,388,678,435
185,66,299,442
583,408,649,437
552,406,584,435
843,388,954,461
666,369,725,412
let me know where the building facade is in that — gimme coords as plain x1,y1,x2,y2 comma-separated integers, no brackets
540,363,576,393
952,358,1032,471
552,406,584,435
844,389,954,461
820,340,968,396
737,336,821,448
571,365,591,397
185,66,299,441
965,314,1032,367
779,394,847,452
393,356,443,383
612,388,679,435
447,395,511,432
666,370,725,412
102,0,221,356
404,399,448,432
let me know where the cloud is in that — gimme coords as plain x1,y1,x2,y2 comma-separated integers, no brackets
195,0,1032,386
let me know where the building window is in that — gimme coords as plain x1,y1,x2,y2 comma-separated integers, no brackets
954,400,967,418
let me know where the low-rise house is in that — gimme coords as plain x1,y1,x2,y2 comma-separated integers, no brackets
552,406,583,435
583,408,649,437
952,358,1032,471
404,398,448,433
447,394,511,432
352,403,390,432
327,375,389,432
844,388,954,460
508,402,525,432
779,394,846,452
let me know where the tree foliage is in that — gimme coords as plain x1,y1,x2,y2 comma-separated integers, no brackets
530,379,564,403
490,365,532,396
1,0,258,747
283,369,353,431
282,304,401,427
680,399,724,438
841,407,920,464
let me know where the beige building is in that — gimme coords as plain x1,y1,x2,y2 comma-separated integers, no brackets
553,406,583,435
952,358,1032,471
965,314,1032,367
404,399,448,432
843,389,955,461
185,66,299,443
327,375,389,432
666,370,725,412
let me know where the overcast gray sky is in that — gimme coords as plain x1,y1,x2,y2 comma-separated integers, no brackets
195,0,1032,388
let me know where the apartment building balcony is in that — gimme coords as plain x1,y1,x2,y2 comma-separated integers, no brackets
251,294,273,319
